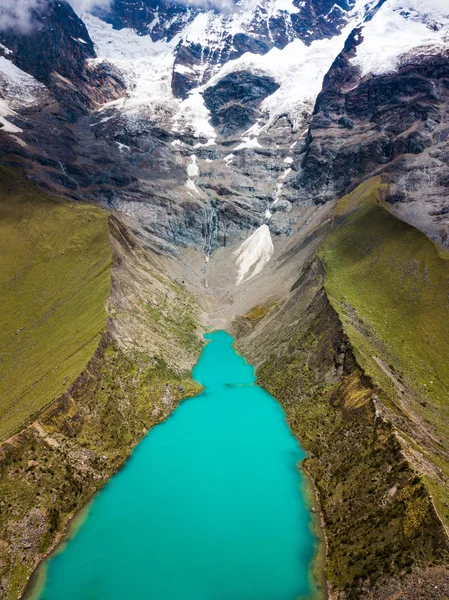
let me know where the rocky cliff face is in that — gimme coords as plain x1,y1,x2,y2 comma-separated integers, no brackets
0,0,95,85
1,0,448,254
285,3,449,245
0,0,125,116
0,0,381,256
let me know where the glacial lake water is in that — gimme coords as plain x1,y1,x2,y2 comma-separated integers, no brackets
32,330,316,600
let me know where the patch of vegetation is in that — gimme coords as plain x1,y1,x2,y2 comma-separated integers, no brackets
242,301,277,322
108,214,203,368
143,299,201,356
319,177,449,528
0,167,111,440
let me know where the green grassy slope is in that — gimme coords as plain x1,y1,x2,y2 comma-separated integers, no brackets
0,168,111,440
320,178,449,528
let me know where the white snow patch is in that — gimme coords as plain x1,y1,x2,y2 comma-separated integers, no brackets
272,165,292,206
283,156,293,163
271,0,300,14
234,136,262,151
234,224,274,285
0,43,12,55
174,64,195,75
0,98,14,118
224,153,234,165
187,154,200,177
281,167,292,180
265,209,272,219
186,178,200,194
0,116,22,133
10,134,26,147
194,138,215,148
148,13,160,32
182,8,248,47
186,155,201,194
91,113,116,126
115,141,130,152
173,90,217,140
352,0,449,77
71,36,89,44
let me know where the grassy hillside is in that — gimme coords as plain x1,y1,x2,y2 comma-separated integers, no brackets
0,168,111,440
320,178,449,528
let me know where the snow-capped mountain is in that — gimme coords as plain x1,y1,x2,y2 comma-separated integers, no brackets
287,0,449,242
0,0,448,255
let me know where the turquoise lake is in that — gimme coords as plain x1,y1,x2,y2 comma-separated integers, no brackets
33,331,316,600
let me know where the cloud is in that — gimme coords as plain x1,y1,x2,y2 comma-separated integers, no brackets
69,0,112,13
181,0,235,11
0,0,47,33
0,0,112,33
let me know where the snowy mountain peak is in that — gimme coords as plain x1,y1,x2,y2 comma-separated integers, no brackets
0,0,448,255
352,0,449,76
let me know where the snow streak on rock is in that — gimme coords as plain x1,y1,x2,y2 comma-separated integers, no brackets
172,89,217,140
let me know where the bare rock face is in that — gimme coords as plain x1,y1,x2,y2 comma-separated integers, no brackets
0,0,95,85
203,71,280,136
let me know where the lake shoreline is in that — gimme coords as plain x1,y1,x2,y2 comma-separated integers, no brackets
21,386,202,600
30,330,318,600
